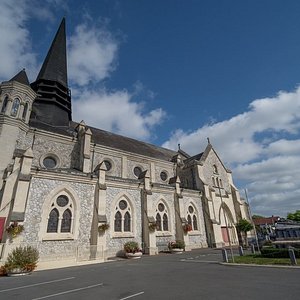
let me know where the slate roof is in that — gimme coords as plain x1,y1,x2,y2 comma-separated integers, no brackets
35,18,68,87
30,119,178,161
9,69,30,86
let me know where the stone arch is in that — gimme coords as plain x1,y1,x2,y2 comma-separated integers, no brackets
39,185,80,241
111,192,136,235
154,196,173,233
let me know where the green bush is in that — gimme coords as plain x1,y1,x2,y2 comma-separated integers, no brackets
4,246,39,273
261,247,300,258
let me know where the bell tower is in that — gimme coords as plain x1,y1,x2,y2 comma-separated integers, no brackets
0,69,36,185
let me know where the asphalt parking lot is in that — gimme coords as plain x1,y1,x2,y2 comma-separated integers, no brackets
1,248,299,300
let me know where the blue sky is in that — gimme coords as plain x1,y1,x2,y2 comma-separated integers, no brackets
1,0,300,217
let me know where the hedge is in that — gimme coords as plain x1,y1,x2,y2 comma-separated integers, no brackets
261,247,300,258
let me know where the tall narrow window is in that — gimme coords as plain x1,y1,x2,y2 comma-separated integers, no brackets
156,202,169,232
1,96,8,113
22,102,28,120
11,98,20,117
156,213,162,231
124,212,131,232
47,208,59,233
114,211,122,232
114,198,132,233
61,209,72,232
193,215,198,230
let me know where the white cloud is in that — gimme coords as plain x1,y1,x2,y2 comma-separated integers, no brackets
0,0,37,80
163,88,300,216
72,88,166,140
68,21,118,86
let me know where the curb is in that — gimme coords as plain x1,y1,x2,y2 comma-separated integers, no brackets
220,262,300,269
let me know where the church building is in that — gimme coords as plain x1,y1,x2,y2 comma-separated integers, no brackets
0,19,251,266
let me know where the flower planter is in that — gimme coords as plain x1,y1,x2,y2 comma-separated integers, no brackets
170,248,184,254
7,268,31,277
125,252,143,259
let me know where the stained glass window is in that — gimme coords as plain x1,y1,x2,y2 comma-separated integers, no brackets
61,209,72,232
47,208,59,232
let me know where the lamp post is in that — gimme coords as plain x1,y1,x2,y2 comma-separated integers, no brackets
218,185,234,263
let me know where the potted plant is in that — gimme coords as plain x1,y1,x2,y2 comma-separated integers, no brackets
124,241,143,259
6,222,24,238
183,223,192,234
4,246,39,276
149,223,157,232
98,223,109,233
168,240,185,253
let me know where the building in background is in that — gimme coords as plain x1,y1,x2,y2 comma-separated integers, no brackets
0,19,251,267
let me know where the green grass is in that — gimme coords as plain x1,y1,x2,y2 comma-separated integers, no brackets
228,255,292,265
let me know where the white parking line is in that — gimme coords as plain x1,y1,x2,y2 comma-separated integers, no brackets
0,277,75,293
31,283,104,300
119,291,145,300
180,259,219,263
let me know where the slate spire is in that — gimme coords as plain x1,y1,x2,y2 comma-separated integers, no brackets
30,18,72,127
36,18,68,87
9,69,30,86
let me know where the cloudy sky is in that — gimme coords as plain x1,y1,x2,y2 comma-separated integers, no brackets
1,0,300,217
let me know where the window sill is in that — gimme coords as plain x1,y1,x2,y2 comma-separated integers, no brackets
156,232,172,237
188,231,201,236
42,233,74,241
112,233,135,238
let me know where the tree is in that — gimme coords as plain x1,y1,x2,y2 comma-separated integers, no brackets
287,210,300,222
236,219,254,247
252,214,265,219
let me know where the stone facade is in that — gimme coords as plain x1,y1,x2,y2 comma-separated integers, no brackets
0,20,252,268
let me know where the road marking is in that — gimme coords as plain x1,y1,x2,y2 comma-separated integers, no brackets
31,283,104,300
180,259,219,263
119,291,145,300
0,277,75,293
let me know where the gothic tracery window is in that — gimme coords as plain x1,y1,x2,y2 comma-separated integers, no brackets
114,199,132,233
46,195,73,234
187,204,199,231
156,202,169,232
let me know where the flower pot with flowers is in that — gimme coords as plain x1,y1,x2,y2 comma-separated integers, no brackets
98,223,109,233
6,222,24,238
168,240,185,253
183,223,192,234
148,223,157,232
124,241,143,259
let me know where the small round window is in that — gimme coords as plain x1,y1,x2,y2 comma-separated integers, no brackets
188,206,194,213
160,171,168,181
57,195,69,207
158,203,165,212
43,156,57,169
119,200,128,210
103,160,112,171
134,166,142,178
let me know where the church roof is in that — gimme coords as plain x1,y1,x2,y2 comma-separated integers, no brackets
29,119,178,161
9,69,30,86
35,18,68,87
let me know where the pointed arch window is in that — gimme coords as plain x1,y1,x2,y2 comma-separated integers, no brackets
46,195,73,234
1,96,8,113
114,198,132,233
11,98,20,117
187,204,199,231
156,202,169,232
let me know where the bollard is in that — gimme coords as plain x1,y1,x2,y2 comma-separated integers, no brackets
238,246,244,256
251,244,255,254
222,248,228,262
288,248,297,265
